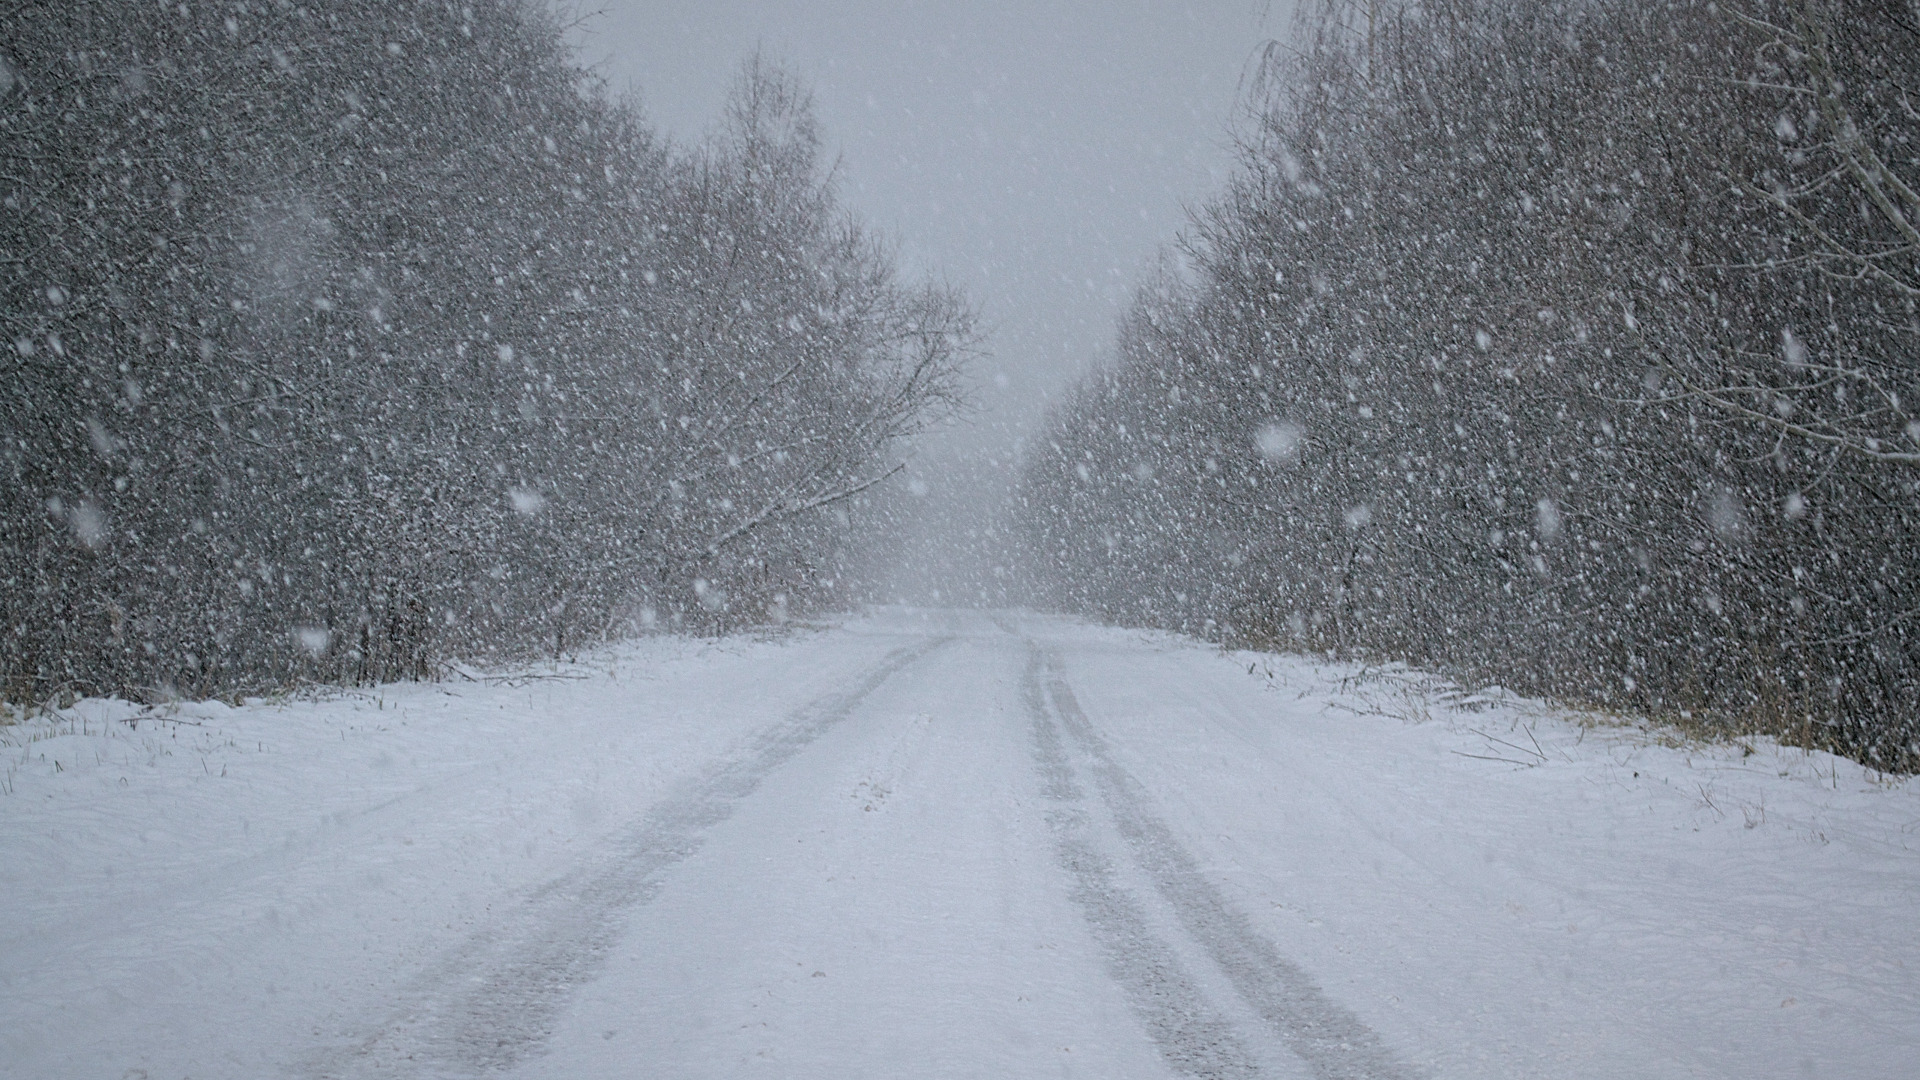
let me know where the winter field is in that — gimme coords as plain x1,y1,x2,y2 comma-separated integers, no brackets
2,608,1914,1079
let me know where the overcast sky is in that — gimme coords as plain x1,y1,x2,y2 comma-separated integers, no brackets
566,1,1290,595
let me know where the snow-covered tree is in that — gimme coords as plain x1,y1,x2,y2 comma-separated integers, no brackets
0,3,969,701
1017,0,1919,771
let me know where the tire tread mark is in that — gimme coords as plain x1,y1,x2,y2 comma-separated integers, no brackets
297,634,953,1080
1024,646,1262,1080
1039,645,1415,1080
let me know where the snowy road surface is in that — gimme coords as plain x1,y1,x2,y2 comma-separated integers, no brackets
4,610,1917,1078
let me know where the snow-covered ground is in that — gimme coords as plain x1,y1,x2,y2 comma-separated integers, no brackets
2,609,1914,1079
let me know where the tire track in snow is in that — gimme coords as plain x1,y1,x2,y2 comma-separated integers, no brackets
1023,647,1263,1079
1030,642,1413,1080
296,634,953,1080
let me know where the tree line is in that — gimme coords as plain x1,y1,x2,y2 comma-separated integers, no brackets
2,0,972,701
1016,0,1919,770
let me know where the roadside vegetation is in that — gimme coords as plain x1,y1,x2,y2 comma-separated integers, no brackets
1015,0,1920,771
1,1,973,702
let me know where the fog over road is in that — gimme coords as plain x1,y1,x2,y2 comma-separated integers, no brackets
566,1,1281,601
6,610,1915,1079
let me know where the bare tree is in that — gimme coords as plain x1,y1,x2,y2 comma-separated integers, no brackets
1,4,972,701
1684,1,1920,466
1017,0,1920,771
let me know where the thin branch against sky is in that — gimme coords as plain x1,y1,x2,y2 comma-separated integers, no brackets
567,1,1284,434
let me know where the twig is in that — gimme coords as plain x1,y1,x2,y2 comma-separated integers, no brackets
1697,782,1722,816
1524,723,1547,762
1470,727,1548,762
1452,750,1538,767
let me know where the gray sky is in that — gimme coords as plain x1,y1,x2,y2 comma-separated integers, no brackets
566,1,1288,597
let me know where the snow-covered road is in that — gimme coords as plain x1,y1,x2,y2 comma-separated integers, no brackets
4,610,1916,1079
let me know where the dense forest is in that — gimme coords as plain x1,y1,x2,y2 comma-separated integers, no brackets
9,0,1917,776
1016,0,1920,770
1,1,973,700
